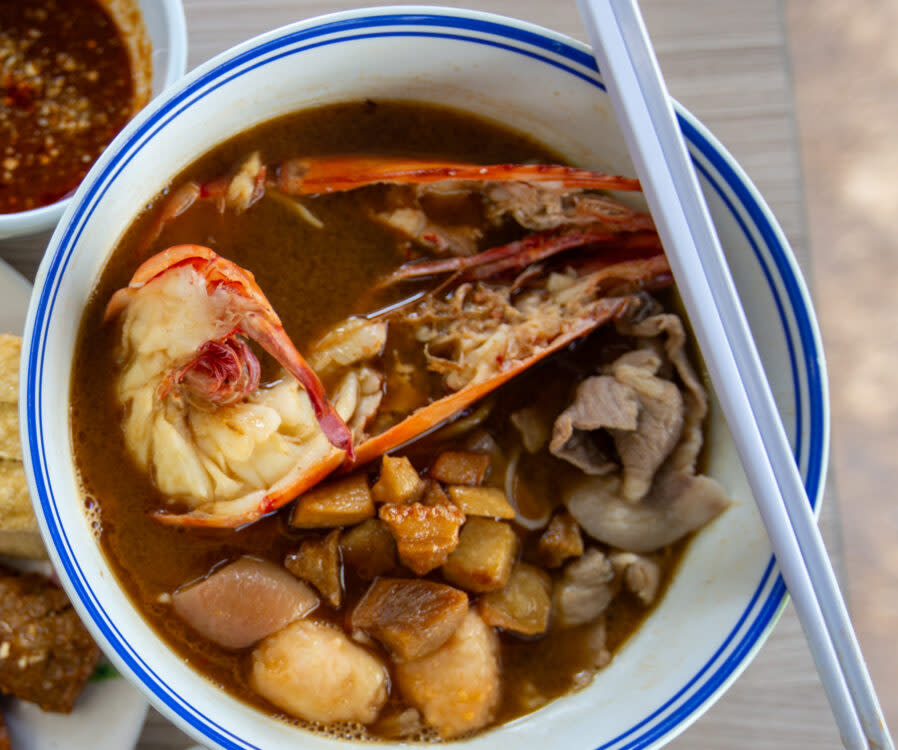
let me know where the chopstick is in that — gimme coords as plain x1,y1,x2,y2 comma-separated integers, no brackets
575,2,893,748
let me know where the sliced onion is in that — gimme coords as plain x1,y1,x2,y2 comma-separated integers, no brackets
504,446,551,531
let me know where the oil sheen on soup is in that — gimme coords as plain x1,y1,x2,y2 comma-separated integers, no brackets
71,101,730,741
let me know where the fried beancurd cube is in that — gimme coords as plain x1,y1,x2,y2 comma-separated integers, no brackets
349,578,469,661
395,609,500,738
289,473,375,528
379,503,466,575
537,511,584,568
341,519,397,580
447,486,515,519
429,451,491,486
442,518,518,593
372,455,427,505
285,529,343,607
479,562,552,636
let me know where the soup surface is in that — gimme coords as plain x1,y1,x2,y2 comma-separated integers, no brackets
71,100,727,740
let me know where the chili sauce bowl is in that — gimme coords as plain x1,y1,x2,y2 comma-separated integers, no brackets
0,0,188,241
22,6,828,749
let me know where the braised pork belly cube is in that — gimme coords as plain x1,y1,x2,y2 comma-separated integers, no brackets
341,519,397,580
285,529,343,607
172,557,319,649
429,451,490,486
349,578,469,661
421,479,451,507
447,486,515,519
395,609,500,738
289,473,375,528
538,511,584,568
379,503,466,575
372,455,426,505
249,619,388,725
479,562,552,636
442,518,517,593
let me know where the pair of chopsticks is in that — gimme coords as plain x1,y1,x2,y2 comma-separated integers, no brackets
575,1,892,748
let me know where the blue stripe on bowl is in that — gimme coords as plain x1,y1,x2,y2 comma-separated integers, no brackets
25,10,826,750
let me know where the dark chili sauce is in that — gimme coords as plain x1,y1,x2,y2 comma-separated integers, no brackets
0,1,136,213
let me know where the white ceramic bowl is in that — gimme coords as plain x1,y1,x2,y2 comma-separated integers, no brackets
0,0,188,240
22,7,829,750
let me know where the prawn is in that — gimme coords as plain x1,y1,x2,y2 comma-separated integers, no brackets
110,158,672,528
104,245,368,528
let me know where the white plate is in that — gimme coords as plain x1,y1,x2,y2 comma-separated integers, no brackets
0,257,148,750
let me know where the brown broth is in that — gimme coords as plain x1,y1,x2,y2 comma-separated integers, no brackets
70,100,688,739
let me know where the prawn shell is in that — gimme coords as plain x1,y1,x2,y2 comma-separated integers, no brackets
283,158,643,195
349,295,640,468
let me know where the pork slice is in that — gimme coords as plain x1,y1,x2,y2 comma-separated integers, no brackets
553,548,617,628
172,557,319,649
395,609,500,739
565,472,730,553
549,376,636,475
622,314,708,472
249,619,388,724
549,347,685,496
609,552,661,605
609,352,684,501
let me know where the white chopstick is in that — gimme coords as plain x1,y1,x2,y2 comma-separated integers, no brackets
575,2,893,748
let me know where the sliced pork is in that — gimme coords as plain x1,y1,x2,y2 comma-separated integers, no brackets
564,472,730,553
553,548,618,628
610,551,661,605
550,347,684,500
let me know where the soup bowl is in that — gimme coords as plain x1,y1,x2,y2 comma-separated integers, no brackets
22,7,828,750
0,0,188,241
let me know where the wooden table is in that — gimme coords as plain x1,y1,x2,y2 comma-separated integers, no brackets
33,0,849,747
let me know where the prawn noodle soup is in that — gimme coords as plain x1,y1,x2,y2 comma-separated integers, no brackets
71,100,731,741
